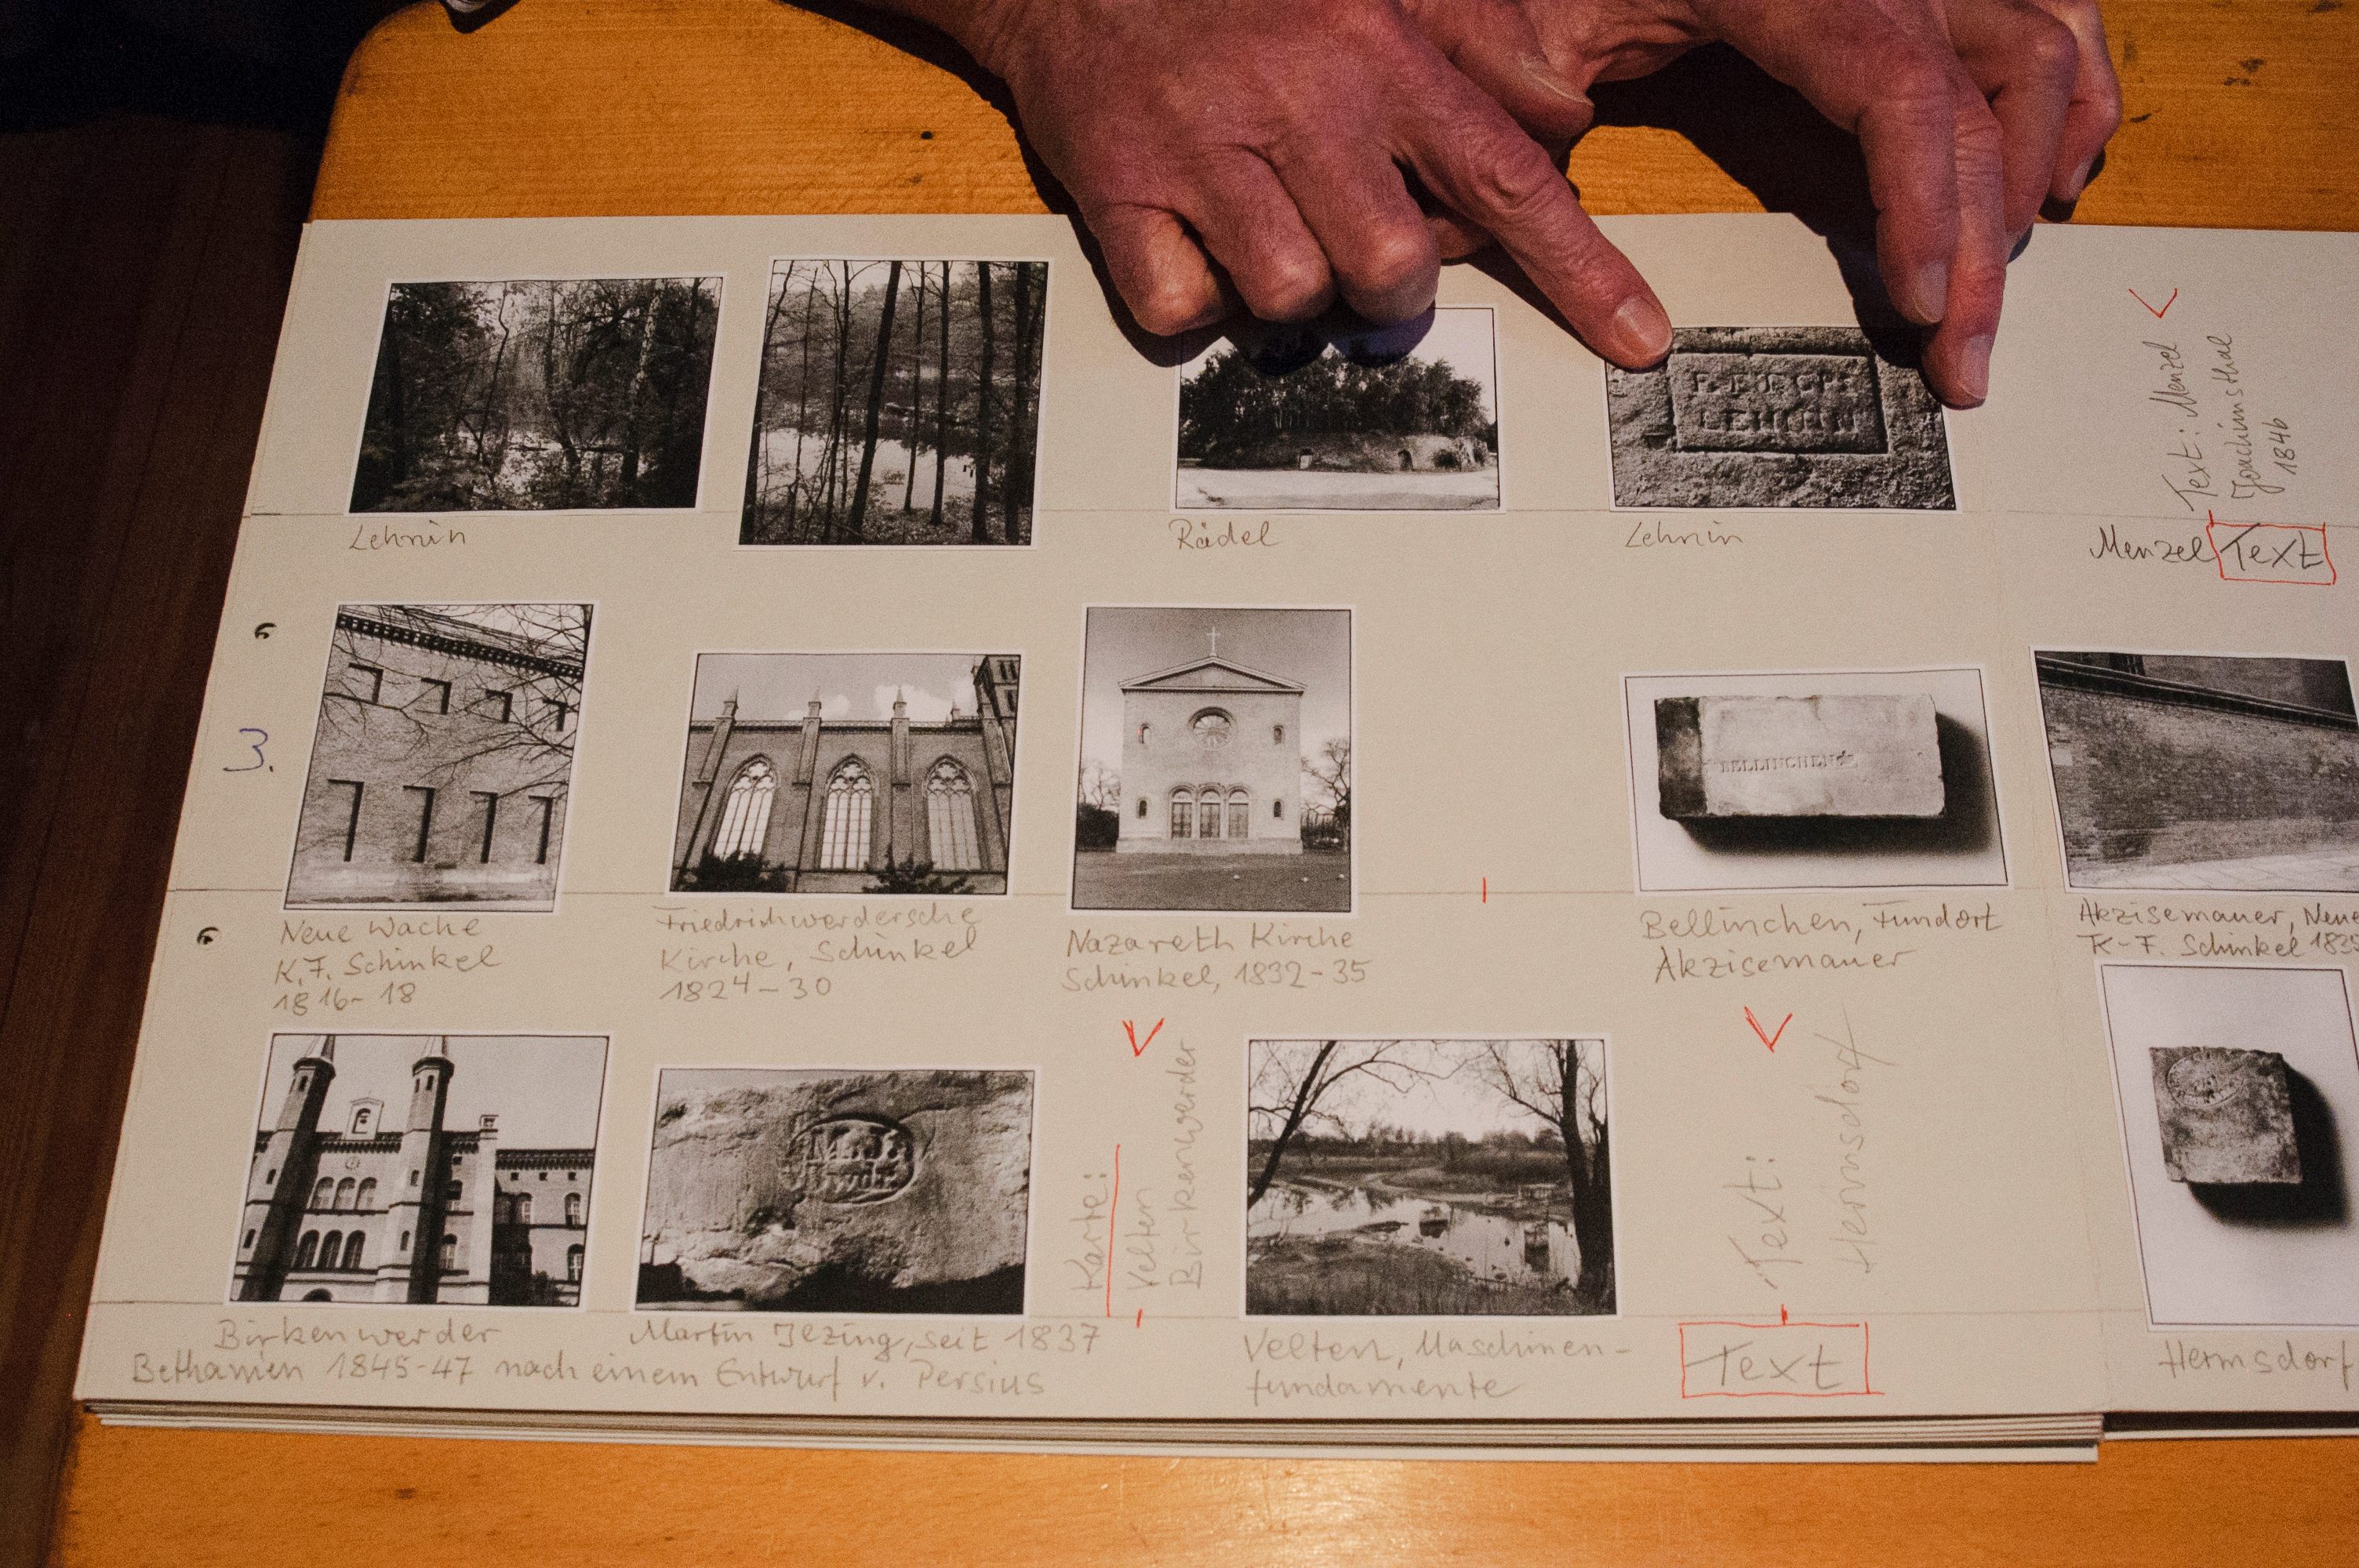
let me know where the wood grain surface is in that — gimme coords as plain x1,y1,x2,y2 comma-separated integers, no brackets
43,0,2359,1562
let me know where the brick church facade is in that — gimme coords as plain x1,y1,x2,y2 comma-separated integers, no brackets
1117,652,1306,854
233,1036,594,1307
671,655,1019,894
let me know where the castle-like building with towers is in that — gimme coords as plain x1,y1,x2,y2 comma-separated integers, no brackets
670,655,1020,894
1118,635,1307,854
233,1035,594,1306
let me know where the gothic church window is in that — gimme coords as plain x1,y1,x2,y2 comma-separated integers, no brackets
311,1178,333,1209
925,759,982,871
713,757,776,858
357,1178,376,1209
343,1233,365,1270
319,1230,341,1267
1169,790,1192,839
335,1178,356,1210
295,1232,319,1269
1228,788,1249,838
1197,787,1223,838
820,759,874,870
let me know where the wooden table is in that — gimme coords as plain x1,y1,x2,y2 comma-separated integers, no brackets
42,1,2359,1561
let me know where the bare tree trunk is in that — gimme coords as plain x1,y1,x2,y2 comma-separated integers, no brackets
786,265,820,538
902,263,925,513
818,263,853,539
970,262,996,545
845,260,902,543
1246,1041,1336,1208
745,270,795,535
1561,1051,1614,1304
929,260,950,528
615,280,663,499
1001,262,1039,543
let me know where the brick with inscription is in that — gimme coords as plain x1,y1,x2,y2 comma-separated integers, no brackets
1667,352,1888,454
2150,1047,2302,1185
1656,694,1945,819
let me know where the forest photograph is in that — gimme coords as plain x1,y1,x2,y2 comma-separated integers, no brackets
1246,1037,1615,1317
351,276,720,512
1177,306,1499,511
742,258,1047,546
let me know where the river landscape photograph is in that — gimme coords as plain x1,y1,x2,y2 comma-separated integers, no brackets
1245,1038,1615,1317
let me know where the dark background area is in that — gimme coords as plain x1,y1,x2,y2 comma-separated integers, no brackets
0,5,405,1563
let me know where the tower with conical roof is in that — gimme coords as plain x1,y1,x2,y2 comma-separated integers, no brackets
385,1036,457,1303
234,1036,337,1301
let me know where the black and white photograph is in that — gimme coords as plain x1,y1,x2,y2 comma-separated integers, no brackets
1176,308,1499,511
2101,965,2359,1327
351,276,719,512
1622,667,2007,892
668,652,1020,895
1073,607,1351,913
1604,325,1954,510
2035,652,2359,892
288,603,591,912
636,1067,1034,1314
1246,1038,1614,1317
231,1033,608,1307
742,258,1046,546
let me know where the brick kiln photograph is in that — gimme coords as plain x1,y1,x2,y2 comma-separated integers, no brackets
1073,607,1351,913
2034,652,2359,892
351,276,719,512
231,1033,608,1307
668,652,1019,895
1604,325,1954,510
1621,667,2008,892
2099,965,2359,1327
287,603,591,912
1246,1039,1614,1317
635,1067,1035,1313
1175,307,1499,511
742,259,1046,546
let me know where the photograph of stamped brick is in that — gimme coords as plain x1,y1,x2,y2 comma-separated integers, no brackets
287,604,591,911
1246,1039,1614,1317
1072,607,1351,913
635,1067,1034,1313
2035,652,2359,892
1621,668,2008,891
1604,325,1954,509
2100,965,2359,1327
232,1033,607,1308
352,277,720,512
668,652,1019,895
1176,309,1499,511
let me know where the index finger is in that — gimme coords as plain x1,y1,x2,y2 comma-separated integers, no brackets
1386,70,1670,367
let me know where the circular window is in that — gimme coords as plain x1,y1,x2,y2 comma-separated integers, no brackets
1190,710,1234,749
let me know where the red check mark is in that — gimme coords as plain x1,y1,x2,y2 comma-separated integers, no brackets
1122,1018,1164,1057
1744,1007,1792,1052
2128,286,2177,319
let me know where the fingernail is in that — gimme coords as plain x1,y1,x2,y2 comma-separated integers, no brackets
1519,53,1590,107
1904,257,1950,322
2063,155,2095,199
1610,293,1672,365
1956,332,1993,405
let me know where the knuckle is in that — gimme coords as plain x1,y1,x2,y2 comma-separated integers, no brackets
1351,223,1438,299
1247,253,1334,321
2019,13,2081,89
1462,132,1565,226
1129,278,1208,336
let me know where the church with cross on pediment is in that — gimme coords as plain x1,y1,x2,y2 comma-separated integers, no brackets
1118,632,1306,855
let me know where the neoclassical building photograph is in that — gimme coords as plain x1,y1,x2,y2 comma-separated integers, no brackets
1073,607,1351,913
231,1033,608,1308
670,652,1020,895
287,602,591,912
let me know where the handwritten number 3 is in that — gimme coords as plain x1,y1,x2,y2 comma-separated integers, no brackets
226,728,269,772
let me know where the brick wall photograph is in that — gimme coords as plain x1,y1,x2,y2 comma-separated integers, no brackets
2036,652,2359,892
288,604,591,911
635,1068,1034,1314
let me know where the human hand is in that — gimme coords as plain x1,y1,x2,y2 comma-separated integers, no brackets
1405,0,2124,405
893,0,1677,370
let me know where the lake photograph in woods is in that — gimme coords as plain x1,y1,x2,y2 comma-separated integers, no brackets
742,258,1047,546
1246,1038,1615,1317
351,276,719,512
1176,307,1499,511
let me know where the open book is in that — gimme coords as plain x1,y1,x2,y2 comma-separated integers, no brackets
75,212,2357,1458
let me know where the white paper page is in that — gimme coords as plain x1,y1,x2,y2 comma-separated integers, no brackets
72,213,2356,1434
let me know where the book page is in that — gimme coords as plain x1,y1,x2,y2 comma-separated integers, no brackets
72,212,2356,1434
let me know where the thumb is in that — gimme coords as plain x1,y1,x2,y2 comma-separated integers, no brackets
1398,0,1596,143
